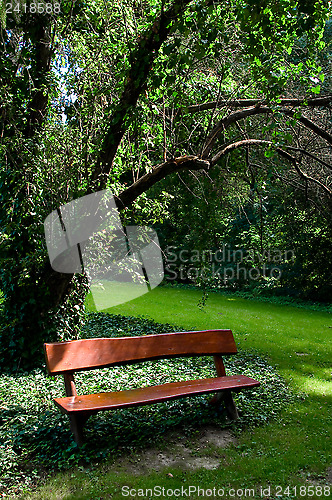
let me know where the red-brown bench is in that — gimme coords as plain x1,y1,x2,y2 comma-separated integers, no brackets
44,329,260,445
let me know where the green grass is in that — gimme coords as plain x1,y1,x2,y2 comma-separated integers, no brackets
87,286,332,395
89,281,150,309
4,287,332,499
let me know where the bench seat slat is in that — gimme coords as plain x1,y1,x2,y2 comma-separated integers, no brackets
54,375,260,414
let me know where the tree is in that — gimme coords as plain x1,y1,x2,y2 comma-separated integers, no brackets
0,0,331,369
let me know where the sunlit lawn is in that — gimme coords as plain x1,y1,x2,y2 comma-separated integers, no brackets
87,286,332,396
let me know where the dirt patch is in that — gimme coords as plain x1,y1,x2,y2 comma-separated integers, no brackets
114,426,236,475
196,427,235,448
327,467,332,484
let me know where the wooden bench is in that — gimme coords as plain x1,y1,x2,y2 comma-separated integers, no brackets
44,329,260,445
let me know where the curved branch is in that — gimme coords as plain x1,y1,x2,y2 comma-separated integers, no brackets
187,96,332,113
117,134,332,210
116,156,210,208
211,139,271,165
210,139,332,197
201,105,332,159
276,148,332,198
280,107,332,146
202,107,270,158
212,140,332,171
284,146,332,171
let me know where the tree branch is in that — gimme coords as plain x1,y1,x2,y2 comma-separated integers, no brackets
201,105,332,159
280,107,332,146
210,139,332,197
276,148,332,198
24,15,53,138
92,0,194,186
211,139,271,165
116,156,210,208
186,96,332,113
284,146,332,171
202,106,271,158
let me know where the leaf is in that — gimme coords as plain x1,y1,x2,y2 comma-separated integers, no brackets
310,85,321,95
264,149,275,158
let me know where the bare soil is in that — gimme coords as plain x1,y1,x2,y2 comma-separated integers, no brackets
113,426,236,475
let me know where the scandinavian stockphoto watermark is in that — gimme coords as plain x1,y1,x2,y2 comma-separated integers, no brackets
44,189,164,310
164,245,296,283
43,190,295,308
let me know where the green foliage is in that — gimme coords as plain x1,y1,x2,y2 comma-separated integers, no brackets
237,0,329,95
155,146,332,302
0,0,330,370
80,311,179,338
0,313,296,495
163,283,332,313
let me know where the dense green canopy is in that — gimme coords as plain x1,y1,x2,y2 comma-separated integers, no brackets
0,0,331,368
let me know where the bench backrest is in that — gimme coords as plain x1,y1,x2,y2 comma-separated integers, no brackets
44,330,236,375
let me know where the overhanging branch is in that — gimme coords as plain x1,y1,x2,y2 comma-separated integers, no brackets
116,135,331,212
187,96,332,113
276,148,332,198
201,105,332,159
202,107,271,158
280,107,332,146
116,156,210,208
211,139,271,165
210,139,332,197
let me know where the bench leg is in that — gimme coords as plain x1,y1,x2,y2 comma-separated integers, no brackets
223,390,239,420
69,413,90,446
210,390,239,420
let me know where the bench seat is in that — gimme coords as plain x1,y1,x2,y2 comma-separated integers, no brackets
54,375,260,414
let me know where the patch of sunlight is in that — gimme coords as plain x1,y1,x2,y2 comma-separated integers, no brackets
302,379,332,396
290,372,332,396
91,280,149,310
